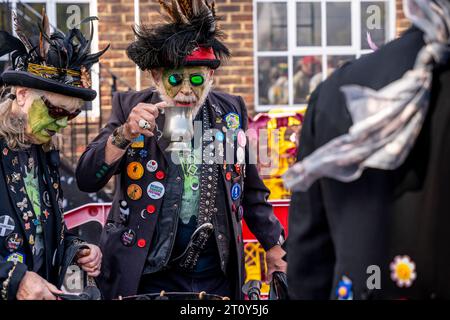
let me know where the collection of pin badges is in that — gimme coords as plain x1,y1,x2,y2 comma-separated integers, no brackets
0,147,61,264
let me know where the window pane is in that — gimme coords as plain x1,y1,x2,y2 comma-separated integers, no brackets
327,55,355,76
297,2,321,47
257,2,288,51
361,1,387,50
16,3,46,36
0,3,12,34
326,2,351,46
57,3,90,35
293,55,322,104
258,57,289,106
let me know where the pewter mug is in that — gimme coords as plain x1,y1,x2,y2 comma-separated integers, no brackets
161,106,195,152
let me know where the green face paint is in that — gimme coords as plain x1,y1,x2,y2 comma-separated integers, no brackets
162,66,209,102
27,97,69,144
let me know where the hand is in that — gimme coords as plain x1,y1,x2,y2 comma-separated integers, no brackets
16,271,63,300
123,102,165,140
265,245,287,283
76,244,102,277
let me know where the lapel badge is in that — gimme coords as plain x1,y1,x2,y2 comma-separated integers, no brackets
28,235,35,245
147,181,165,200
6,252,25,264
231,183,241,201
390,255,416,288
139,149,149,159
127,162,145,180
2,147,8,156
0,215,16,237
212,103,222,115
237,130,247,148
146,160,158,173
336,276,353,300
17,198,28,212
224,112,241,130
121,229,136,247
11,172,21,183
127,148,136,157
215,116,222,124
22,213,29,222
11,156,18,167
127,184,143,201
5,233,23,252
24,222,31,230
131,134,145,149
9,185,16,194
42,191,52,207
44,209,50,219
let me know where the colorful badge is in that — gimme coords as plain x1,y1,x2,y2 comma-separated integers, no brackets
237,130,247,147
0,215,15,237
127,162,145,180
146,160,158,173
127,184,143,201
237,147,245,164
215,131,224,142
42,191,52,207
120,229,136,247
336,276,353,300
6,252,24,264
131,134,145,148
390,255,416,288
139,149,149,159
224,112,240,130
231,183,241,201
5,233,23,252
147,182,165,200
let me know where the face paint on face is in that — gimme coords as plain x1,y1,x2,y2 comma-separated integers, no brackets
161,67,212,108
26,97,70,144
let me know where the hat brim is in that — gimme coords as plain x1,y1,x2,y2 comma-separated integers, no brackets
1,70,97,101
183,59,221,70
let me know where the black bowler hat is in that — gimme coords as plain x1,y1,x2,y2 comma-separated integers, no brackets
0,11,109,101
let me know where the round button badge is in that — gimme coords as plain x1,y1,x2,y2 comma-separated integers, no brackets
147,182,165,200
127,162,144,180
237,130,247,148
120,229,136,247
146,160,158,173
127,184,143,201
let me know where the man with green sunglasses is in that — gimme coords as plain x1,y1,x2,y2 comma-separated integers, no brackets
77,0,286,300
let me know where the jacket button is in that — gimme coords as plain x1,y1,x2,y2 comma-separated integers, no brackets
218,234,223,240
146,205,156,214
137,239,146,248
173,204,178,209
176,176,181,182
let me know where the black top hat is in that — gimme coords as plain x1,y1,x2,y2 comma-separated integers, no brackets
126,0,231,71
0,11,109,101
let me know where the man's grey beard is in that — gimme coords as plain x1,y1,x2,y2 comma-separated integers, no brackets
155,79,213,119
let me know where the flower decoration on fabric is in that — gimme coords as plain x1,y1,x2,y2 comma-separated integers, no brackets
390,255,416,288
336,275,353,300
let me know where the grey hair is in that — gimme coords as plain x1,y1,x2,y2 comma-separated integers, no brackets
0,86,31,150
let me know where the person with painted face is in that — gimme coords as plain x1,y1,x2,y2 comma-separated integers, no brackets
76,0,286,300
0,12,108,300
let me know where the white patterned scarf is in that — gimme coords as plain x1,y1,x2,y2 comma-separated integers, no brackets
283,0,450,192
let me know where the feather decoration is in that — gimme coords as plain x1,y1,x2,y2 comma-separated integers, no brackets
0,31,27,57
170,0,189,24
12,12,34,54
39,8,51,62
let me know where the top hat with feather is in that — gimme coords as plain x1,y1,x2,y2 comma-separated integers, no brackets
127,0,231,71
0,10,109,101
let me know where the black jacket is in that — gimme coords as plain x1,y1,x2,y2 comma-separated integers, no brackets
288,27,450,299
0,141,84,300
76,88,283,299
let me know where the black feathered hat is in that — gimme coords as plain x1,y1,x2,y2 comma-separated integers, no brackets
127,0,231,70
0,10,109,101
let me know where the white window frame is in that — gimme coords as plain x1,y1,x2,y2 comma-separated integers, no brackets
253,0,397,112
3,0,100,118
